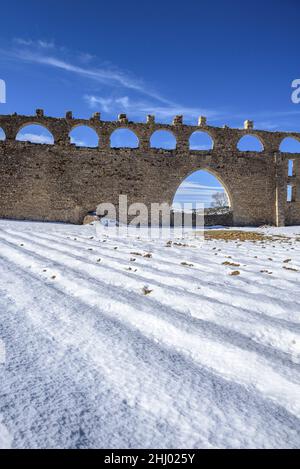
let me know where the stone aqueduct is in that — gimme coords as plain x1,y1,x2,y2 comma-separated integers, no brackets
0,109,300,226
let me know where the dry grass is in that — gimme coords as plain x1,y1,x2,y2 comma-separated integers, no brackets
204,230,271,242
222,261,240,267
142,286,153,295
143,253,152,258
181,261,194,267
202,230,291,242
131,252,152,258
283,266,298,272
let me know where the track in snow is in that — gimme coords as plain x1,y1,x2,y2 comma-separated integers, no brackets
0,220,300,448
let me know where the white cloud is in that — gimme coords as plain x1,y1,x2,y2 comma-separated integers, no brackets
13,38,55,49
190,144,213,150
4,40,220,122
7,39,300,129
70,136,87,147
173,180,228,207
17,133,88,146
8,46,167,104
16,133,53,144
84,94,216,121
176,180,225,197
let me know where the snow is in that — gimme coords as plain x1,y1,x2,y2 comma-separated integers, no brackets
0,219,300,449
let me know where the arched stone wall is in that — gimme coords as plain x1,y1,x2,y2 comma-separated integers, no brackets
0,110,300,225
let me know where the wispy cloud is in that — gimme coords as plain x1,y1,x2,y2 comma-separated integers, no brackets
70,136,87,147
16,131,88,146
84,94,217,121
173,181,227,207
7,41,170,104
176,180,225,196
3,39,220,122
4,39,300,129
16,133,53,144
13,38,55,49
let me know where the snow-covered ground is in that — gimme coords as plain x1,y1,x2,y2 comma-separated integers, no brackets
0,219,300,449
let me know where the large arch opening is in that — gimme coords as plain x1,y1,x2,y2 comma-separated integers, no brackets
69,125,99,148
150,130,176,150
0,128,5,141
16,124,54,144
172,169,232,226
110,129,139,148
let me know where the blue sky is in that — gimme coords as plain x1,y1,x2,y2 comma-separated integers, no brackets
1,0,300,207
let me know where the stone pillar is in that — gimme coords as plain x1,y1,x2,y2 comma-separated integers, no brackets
3,127,18,141
274,153,286,227
100,129,111,149
176,134,189,153
53,130,70,145
139,137,149,151
294,159,300,200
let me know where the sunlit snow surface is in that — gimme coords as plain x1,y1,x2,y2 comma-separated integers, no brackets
0,220,300,449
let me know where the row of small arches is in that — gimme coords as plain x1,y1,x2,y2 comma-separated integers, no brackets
1,125,300,152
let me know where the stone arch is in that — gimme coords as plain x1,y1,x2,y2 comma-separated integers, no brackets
279,136,300,153
0,127,5,141
110,128,139,148
171,167,233,210
237,134,264,152
189,130,214,150
69,124,100,148
150,130,176,150
16,124,54,144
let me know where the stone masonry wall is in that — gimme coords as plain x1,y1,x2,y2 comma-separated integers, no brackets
0,111,300,226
